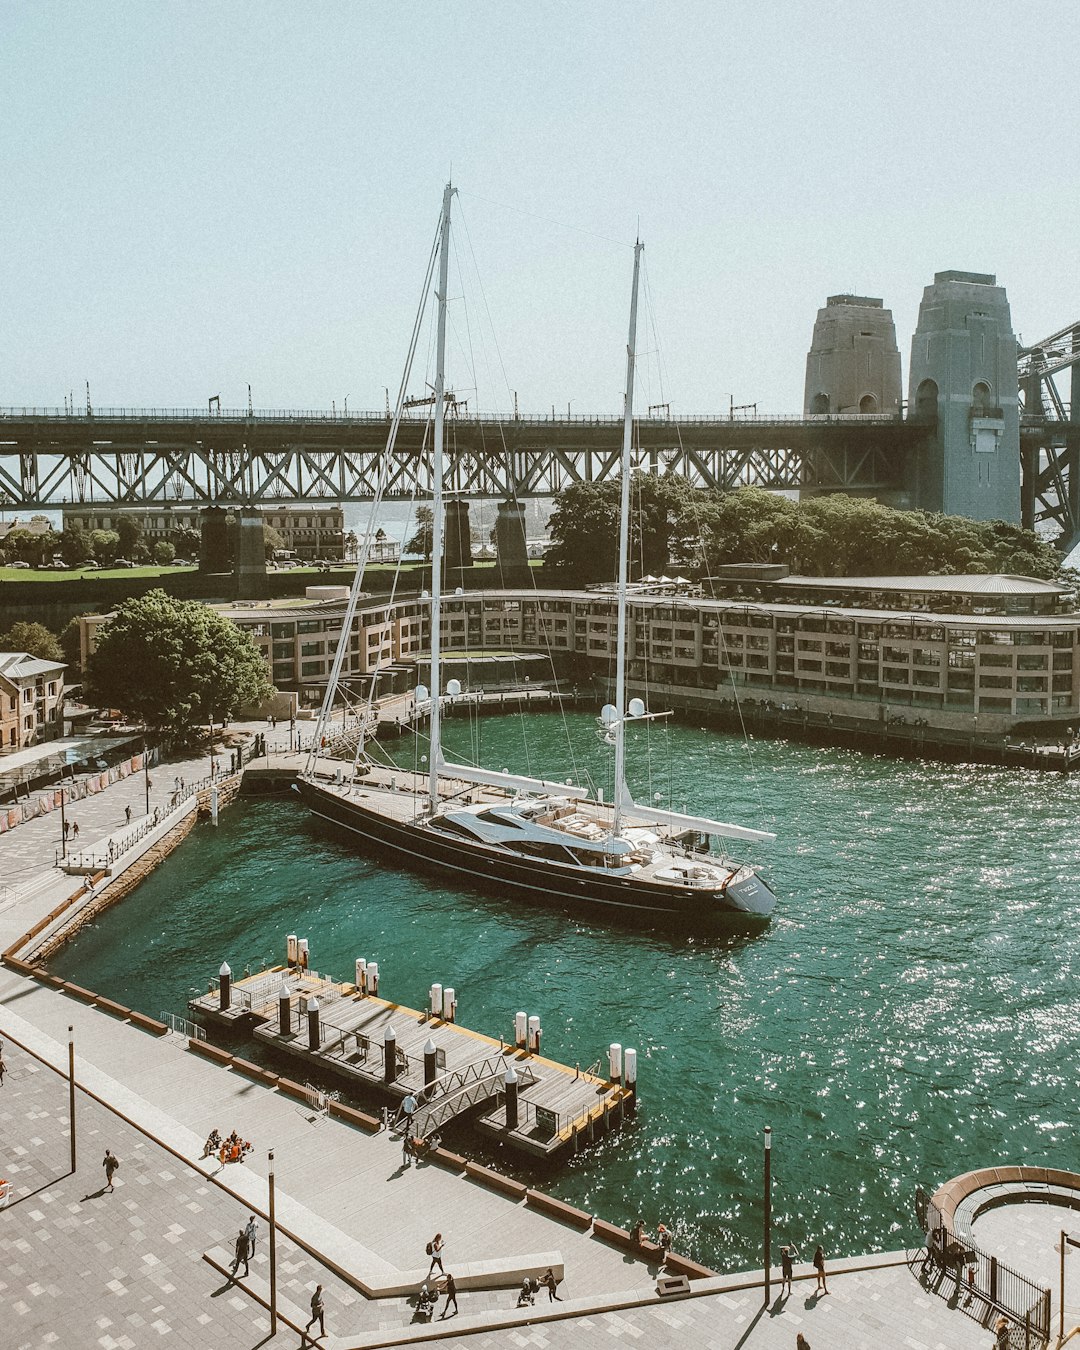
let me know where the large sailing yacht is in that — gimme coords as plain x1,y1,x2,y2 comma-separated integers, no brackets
297,185,777,924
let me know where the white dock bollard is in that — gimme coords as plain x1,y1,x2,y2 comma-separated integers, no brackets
442,987,456,1023
528,1015,541,1055
287,934,298,966
355,958,367,995
383,1024,397,1083
609,1042,623,1082
514,1011,528,1049
368,961,379,996
278,983,292,1036
430,983,443,1017
297,938,310,972
424,1038,438,1089
210,785,219,826
504,1067,519,1129
219,962,231,1011
624,1047,638,1113
307,996,321,1051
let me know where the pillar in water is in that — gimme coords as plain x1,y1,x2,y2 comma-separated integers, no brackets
907,270,1020,523
493,498,529,584
234,509,270,599
804,294,902,416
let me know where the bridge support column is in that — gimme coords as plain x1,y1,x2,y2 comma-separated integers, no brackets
442,499,471,584
493,498,530,585
235,510,269,600
200,507,230,573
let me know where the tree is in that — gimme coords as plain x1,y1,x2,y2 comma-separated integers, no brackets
59,616,84,672
88,590,272,741
90,529,120,565
171,523,202,558
116,514,143,560
60,520,93,568
263,524,285,561
344,530,359,561
153,540,176,566
545,474,699,581
406,506,434,561
0,621,64,662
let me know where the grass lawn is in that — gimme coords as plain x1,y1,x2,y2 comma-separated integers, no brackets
0,564,196,582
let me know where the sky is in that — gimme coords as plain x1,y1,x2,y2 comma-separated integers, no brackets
2,2,1078,420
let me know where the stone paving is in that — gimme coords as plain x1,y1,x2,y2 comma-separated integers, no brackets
974,1201,1080,1328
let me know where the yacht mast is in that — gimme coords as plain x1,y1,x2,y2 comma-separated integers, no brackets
428,181,455,812
612,239,643,836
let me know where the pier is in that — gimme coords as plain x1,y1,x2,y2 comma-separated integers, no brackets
188,950,635,1159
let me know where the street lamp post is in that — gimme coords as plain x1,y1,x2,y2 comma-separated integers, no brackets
59,785,67,860
143,738,150,815
269,1150,278,1335
763,1125,772,1305
68,1025,77,1173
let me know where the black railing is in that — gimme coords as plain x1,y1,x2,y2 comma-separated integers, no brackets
914,1187,1051,1346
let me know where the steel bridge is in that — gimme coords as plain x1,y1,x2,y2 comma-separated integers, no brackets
0,405,928,504
3,396,1080,549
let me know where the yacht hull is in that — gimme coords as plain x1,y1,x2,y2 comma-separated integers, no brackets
297,778,775,925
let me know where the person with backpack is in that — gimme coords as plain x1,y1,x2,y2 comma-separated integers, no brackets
102,1150,120,1192
427,1232,445,1276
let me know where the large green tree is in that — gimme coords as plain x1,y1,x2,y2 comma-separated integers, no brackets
116,514,143,560
0,621,64,662
406,505,434,561
88,590,272,740
545,473,698,581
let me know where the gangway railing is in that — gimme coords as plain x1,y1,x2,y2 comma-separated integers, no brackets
160,1011,205,1041
409,1055,539,1137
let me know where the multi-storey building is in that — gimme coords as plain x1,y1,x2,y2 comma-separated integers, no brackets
61,504,345,560
0,652,66,751
77,573,1080,737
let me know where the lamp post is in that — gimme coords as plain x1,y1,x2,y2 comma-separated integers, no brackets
269,1149,278,1335
763,1125,772,1305
59,784,67,859
142,737,150,815
68,1025,77,1173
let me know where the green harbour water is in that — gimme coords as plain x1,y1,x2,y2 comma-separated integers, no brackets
51,712,1080,1270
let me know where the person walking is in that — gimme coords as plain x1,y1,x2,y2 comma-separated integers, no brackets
781,1243,800,1295
812,1244,828,1294
102,1150,120,1191
439,1271,458,1319
244,1214,258,1258
796,1333,811,1350
539,1267,562,1302
72,821,79,838
0,1051,7,1087
401,1131,414,1167
305,1283,326,1340
125,804,132,824
229,1228,250,1278
427,1232,445,1276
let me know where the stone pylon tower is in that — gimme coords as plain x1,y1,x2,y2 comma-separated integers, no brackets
907,270,1020,523
804,295,902,415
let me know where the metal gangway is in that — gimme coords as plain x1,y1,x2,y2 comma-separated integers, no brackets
402,1054,539,1138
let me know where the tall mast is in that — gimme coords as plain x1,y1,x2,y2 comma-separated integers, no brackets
612,239,643,836
428,181,455,811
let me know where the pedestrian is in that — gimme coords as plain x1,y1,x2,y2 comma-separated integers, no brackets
539,1267,562,1302
102,1150,120,1191
0,1051,6,1087
229,1228,250,1278
427,1232,445,1276
72,821,79,838
305,1283,326,1340
64,819,70,839
399,1091,418,1128
993,1316,1011,1348
402,1132,413,1167
657,1222,673,1255
796,1333,811,1350
146,775,152,791
812,1244,828,1294
439,1271,458,1319
244,1214,258,1257
125,804,131,824
630,1218,645,1245
781,1243,800,1295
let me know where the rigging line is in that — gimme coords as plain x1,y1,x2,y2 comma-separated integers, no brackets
456,189,636,251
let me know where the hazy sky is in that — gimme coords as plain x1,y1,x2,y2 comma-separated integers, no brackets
2,2,1077,418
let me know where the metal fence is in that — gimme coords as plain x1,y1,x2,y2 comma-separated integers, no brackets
914,1187,1051,1346
159,1011,205,1041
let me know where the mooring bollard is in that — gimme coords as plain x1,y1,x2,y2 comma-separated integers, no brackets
528,1015,541,1055
287,934,298,966
624,1047,638,1113
307,996,321,1051
297,938,310,972
383,1024,397,1083
424,1038,438,1089
609,1042,623,1082
442,987,456,1023
514,1010,527,1049
430,983,443,1017
504,1067,519,1128
278,983,292,1036
355,958,367,995
368,961,379,996
219,962,232,1011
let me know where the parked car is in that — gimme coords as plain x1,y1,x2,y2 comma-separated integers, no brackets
113,558,135,568
8,560,31,568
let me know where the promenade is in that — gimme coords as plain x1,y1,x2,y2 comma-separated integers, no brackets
0,724,1061,1349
